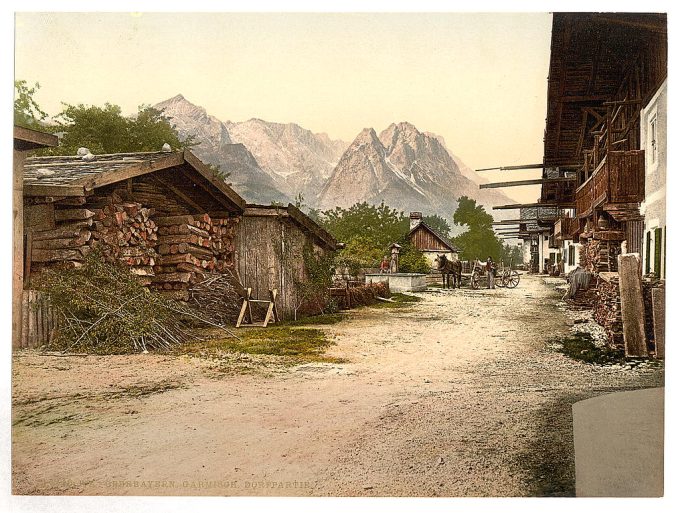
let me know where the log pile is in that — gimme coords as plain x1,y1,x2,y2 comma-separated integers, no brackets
580,239,621,273
30,217,93,269
151,214,239,298
593,273,624,350
86,194,159,285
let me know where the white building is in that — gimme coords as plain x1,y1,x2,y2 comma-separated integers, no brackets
640,79,666,279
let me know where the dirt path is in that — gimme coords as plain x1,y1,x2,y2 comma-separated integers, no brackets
12,275,663,496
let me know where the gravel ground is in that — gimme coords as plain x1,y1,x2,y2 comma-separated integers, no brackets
11,275,664,496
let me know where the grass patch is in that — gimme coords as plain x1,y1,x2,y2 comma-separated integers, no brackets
557,333,625,365
281,313,346,326
370,292,423,309
179,326,346,365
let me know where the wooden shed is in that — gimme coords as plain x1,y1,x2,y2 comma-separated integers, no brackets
234,204,340,320
20,149,245,347
407,212,459,267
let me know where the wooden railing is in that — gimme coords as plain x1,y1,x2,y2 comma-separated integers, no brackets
554,216,580,240
575,150,645,219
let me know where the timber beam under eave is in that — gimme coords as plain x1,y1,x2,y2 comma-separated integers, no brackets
480,177,576,189
492,202,574,210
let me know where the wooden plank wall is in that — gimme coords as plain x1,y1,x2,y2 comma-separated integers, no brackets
20,290,58,349
410,226,450,252
235,214,320,320
625,219,644,255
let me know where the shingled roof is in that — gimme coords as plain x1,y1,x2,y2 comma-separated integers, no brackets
23,149,245,213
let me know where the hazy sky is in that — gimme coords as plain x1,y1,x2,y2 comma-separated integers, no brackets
15,12,553,202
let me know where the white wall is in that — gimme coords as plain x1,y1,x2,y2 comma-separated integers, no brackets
640,79,666,279
562,240,581,274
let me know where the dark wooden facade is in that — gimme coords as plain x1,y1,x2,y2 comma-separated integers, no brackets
543,13,667,257
409,223,457,253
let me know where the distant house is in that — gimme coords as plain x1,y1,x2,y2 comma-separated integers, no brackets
407,212,459,267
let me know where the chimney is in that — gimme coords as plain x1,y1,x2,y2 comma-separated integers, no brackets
409,212,422,231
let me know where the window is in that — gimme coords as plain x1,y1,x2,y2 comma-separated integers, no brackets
568,245,576,266
650,114,658,164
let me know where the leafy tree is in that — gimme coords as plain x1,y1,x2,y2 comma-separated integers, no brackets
320,202,409,251
317,202,432,274
452,196,502,261
422,214,451,238
399,243,432,273
499,242,523,268
45,103,193,156
14,80,48,129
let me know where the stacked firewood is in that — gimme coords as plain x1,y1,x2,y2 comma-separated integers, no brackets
87,197,159,285
594,274,624,350
151,214,239,297
31,209,93,269
580,239,621,273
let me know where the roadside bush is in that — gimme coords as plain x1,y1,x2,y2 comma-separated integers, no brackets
36,252,228,354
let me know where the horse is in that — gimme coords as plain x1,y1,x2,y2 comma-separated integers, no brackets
434,254,462,289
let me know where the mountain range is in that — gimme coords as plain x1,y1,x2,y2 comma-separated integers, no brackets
154,94,514,223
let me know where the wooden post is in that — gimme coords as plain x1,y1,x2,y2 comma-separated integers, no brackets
651,287,665,358
13,149,26,349
617,254,647,357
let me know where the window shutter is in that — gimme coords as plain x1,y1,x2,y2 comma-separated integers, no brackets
654,227,662,277
645,231,652,275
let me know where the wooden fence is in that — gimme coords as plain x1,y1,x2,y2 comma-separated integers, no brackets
19,290,58,349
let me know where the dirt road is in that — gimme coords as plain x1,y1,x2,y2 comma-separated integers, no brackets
12,275,663,496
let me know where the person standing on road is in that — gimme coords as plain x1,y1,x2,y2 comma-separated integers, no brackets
486,256,495,289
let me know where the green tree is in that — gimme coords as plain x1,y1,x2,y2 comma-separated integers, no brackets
422,214,451,238
14,80,48,129
46,102,193,156
399,243,431,273
320,201,409,251
452,196,502,261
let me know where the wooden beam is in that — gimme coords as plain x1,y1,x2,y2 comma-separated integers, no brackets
24,184,86,197
493,202,571,210
150,175,205,213
589,14,667,34
72,152,185,190
560,95,609,103
13,125,58,151
476,163,581,172
177,166,237,213
492,219,532,225
480,177,575,189
183,150,245,212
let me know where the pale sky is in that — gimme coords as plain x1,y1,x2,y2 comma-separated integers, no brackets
14,12,553,202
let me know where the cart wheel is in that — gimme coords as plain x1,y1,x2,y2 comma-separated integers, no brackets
505,271,520,288
470,271,481,289
495,274,505,288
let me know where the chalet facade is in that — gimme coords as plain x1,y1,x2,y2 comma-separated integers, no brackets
543,13,666,276
19,148,338,347
407,212,459,267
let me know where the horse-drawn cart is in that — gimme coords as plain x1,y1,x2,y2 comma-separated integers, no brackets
461,261,521,289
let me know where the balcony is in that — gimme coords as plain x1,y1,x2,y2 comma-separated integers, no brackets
554,216,580,243
575,150,645,220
